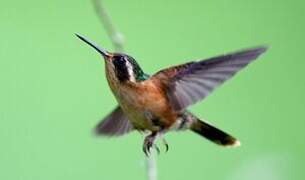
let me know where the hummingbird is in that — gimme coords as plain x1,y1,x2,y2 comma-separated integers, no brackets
76,34,267,155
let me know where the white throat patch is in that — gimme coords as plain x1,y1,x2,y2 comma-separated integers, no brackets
124,57,136,82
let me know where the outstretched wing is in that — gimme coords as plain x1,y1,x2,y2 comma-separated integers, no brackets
153,46,267,111
94,106,134,136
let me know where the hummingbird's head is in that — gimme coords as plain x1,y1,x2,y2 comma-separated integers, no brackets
76,34,148,83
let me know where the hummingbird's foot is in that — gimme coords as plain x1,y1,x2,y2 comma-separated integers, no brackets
143,132,157,156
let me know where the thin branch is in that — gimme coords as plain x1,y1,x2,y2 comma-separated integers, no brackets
146,154,157,180
92,0,124,52
91,1,158,180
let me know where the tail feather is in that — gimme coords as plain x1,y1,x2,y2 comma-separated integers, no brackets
191,118,240,147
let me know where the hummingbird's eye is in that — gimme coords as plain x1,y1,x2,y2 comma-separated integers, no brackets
113,56,126,66
112,55,130,82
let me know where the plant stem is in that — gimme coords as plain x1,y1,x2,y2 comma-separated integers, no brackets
92,0,124,52
146,153,157,180
91,1,158,180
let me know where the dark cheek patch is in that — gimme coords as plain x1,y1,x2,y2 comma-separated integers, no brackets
113,60,130,82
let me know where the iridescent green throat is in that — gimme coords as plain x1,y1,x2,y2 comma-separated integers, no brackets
129,57,150,82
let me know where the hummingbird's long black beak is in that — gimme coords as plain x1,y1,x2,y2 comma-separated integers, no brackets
75,33,110,58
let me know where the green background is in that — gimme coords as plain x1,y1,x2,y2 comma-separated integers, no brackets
1,0,304,179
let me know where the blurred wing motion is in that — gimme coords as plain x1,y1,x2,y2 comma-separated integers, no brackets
95,106,133,136
153,46,268,111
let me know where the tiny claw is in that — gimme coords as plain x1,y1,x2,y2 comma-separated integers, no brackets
143,142,152,156
162,138,169,153
164,143,169,153
145,148,151,156
143,132,157,156
143,145,149,157
154,144,160,155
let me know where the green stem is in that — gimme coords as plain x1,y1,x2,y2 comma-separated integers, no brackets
91,1,158,180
